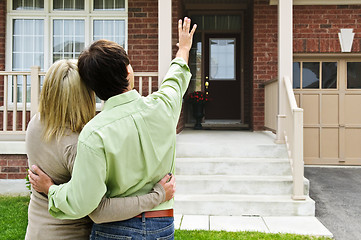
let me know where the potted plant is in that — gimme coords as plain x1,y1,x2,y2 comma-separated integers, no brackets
186,91,210,129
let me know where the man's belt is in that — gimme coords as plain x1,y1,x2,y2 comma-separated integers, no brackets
135,209,173,218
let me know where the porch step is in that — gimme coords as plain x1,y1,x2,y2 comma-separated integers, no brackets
174,194,315,216
174,130,315,217
176,143,288,158
176,131,288,159
176,175,309,196
175,158,291,176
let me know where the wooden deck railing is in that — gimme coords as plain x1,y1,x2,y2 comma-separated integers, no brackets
0,67,158,139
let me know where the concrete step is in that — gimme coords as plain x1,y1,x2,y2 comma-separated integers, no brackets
174,194,315,216
176,131,288,158
176,175,309,195
176,142,288,158
175,158,292,176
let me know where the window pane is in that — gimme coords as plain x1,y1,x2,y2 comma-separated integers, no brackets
12,19,44,71
204,16,215,30
302,62,320,89
322,62,337,89
347,62,361,89
53,20,84,62
94,0,125,10
209,38,235,80
13,0,44,10
53,0,62,9
93,20,125,47
189,33,202,92
293,62,300,89
53,0,84,10
228,16,242,31
216,16,228,30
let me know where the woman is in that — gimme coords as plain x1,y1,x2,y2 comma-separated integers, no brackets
25,59,175,239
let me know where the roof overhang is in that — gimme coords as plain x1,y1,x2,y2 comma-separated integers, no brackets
270,0,361,5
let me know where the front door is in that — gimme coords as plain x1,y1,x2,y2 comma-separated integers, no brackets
204,34,241,119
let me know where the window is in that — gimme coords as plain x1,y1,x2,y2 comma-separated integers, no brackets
347,62,361,89
7,0,128,103
293,61,337,89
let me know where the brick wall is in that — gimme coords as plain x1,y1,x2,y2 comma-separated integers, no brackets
0,155,28,179
0,0,6,108
293,5,361,53
252,1,361,130
253,0,277,130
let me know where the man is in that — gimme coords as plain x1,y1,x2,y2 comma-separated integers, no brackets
29,17,196,239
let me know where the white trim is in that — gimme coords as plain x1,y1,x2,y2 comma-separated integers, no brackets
270,0,361,5
158,0,172,84
6,0,128,72
0,141,26,154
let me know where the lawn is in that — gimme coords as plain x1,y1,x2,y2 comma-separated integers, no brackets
0,196,332,240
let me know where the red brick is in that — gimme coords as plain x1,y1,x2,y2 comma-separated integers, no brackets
0,173,7,179
0,160,6,166
7,173,27,179
8,159,28,167
1,167,19,173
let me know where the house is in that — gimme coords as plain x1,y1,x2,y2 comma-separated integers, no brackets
0,0,360,216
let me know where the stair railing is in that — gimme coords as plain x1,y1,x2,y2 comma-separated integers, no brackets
282,75,306,200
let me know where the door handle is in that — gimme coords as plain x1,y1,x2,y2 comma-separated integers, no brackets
205,81,209,89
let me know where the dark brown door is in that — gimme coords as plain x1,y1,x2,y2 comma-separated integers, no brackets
204,34,241,119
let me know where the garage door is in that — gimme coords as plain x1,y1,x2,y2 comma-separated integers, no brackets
294,58,361,165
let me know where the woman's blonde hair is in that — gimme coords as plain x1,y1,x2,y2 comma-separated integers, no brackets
39,59,96,141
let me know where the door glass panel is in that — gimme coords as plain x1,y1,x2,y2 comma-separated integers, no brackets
293,62,300,89
209,38,235,80
189,33,202,92
347,62,361,89
191,15,242,31
302,62,320,89
322,62,337,89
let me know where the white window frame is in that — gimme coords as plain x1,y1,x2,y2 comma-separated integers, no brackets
5,0,128,107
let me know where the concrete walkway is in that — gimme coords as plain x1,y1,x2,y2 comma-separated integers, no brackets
174,214,332,237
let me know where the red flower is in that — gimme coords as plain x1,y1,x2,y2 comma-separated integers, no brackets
186,91,210,103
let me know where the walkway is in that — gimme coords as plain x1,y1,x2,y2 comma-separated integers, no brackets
174,214,332,237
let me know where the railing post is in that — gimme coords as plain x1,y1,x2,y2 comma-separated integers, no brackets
276,0,293,143
292,108,306,200
30,66,40,118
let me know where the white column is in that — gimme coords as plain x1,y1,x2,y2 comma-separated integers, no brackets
158,0,172,85
276,0,293,143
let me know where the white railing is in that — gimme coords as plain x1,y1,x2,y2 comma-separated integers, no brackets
0,66,44,139
265,76,305,200
282,76,305,200
0,67,158,139
264,79,278,132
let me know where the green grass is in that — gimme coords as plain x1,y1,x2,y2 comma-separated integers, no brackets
0,196,332,240
0,196,29,240
174,230,332,240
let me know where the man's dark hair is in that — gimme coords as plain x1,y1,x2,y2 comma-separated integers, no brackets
78,39,130,101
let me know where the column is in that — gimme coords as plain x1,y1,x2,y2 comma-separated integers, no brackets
276,0,293,143
158,0,172,85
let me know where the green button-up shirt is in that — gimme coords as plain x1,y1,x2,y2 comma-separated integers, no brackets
47,57,191,219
